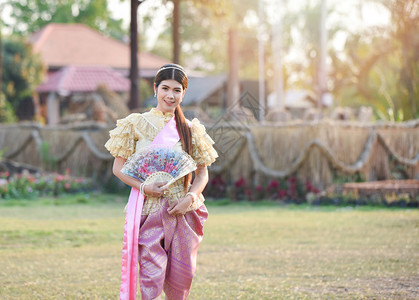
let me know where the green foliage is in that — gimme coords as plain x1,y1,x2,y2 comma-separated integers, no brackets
139,78,154,105
1,36,44,111
40,141,56,170
0,92,17,123
331,0,419,121
6,0,126,40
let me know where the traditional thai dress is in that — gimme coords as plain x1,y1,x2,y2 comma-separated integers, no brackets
105,108,218,300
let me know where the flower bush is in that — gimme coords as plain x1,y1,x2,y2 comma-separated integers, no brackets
0,170,94,199
204,174,417,207
232,177,247,201
204,175,227,199
205,175,321,203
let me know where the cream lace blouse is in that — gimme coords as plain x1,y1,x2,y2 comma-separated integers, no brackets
104,108,218,214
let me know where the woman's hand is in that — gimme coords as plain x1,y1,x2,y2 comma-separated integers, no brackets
143,181,168,198
166,165,208,216
167,194,194,216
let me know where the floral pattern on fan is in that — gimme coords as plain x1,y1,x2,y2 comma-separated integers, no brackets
122,146,197,190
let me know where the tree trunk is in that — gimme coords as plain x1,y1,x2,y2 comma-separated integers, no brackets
257,0,265,121
271,0,284,111
128,0,139,111
227,28,239,109
0,20,2,97
318,0,327,110
172,0,180,64
402,42,416,120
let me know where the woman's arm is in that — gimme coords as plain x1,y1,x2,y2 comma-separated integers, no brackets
112,157,167,197
167,164,209,216
187,164,209,196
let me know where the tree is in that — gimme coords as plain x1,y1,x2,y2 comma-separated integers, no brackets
330,0,418,120
1,37,44,115
149,0,258,72
172,0,180,64
7,0,125,40
128,0,139,110
0,26,17,123
0,7,16,123
0,18,3,100
141,0,417,121
383,0,419,119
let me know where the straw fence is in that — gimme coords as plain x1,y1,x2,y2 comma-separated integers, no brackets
0,119,418,189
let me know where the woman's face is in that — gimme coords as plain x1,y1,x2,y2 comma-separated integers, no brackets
155,79,186,114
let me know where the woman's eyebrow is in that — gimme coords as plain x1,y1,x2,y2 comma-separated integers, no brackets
161,84,182,90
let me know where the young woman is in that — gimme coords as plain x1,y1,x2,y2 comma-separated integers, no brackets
105,64,218,300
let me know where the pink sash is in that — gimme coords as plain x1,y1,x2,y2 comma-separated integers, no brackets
120,116,182,300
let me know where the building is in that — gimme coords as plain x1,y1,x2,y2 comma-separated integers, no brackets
28,23,170,124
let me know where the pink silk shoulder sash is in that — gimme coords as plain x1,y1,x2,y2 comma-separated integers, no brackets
120,116,182,300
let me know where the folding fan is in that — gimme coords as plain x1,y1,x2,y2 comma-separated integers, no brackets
122,145,197,190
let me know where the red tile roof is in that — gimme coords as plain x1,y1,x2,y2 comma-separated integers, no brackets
36,65,130,94
28,23,170,70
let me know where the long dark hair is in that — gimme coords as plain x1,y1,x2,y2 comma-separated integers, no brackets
154,64,192,190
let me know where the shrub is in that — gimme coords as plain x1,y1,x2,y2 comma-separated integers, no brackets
231,177,247,201
204,175,227,199
0,170,94,200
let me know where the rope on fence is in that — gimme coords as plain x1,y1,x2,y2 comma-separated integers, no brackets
209,137,246,173
245,130,375,178
82,132,113,161
54,135,84,163
5,131,34,159
376,134,419,166
2,122,418,177
244,129,417,178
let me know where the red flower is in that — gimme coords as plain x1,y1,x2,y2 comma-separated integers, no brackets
305,179,320,194
267,180,279,190
234,177,246,188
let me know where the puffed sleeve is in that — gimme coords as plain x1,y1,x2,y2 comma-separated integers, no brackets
104,115,137,159
191,118,218,166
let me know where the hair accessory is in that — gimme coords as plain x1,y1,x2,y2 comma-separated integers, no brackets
155,66,188,78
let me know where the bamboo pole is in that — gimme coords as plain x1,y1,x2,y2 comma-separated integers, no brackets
258,0,265,121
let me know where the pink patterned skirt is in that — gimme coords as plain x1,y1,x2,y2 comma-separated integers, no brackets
138,198,208,300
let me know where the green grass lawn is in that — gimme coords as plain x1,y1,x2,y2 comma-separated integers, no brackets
0,195,418,299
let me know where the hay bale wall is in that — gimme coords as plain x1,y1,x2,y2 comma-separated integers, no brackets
0,120,418,189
